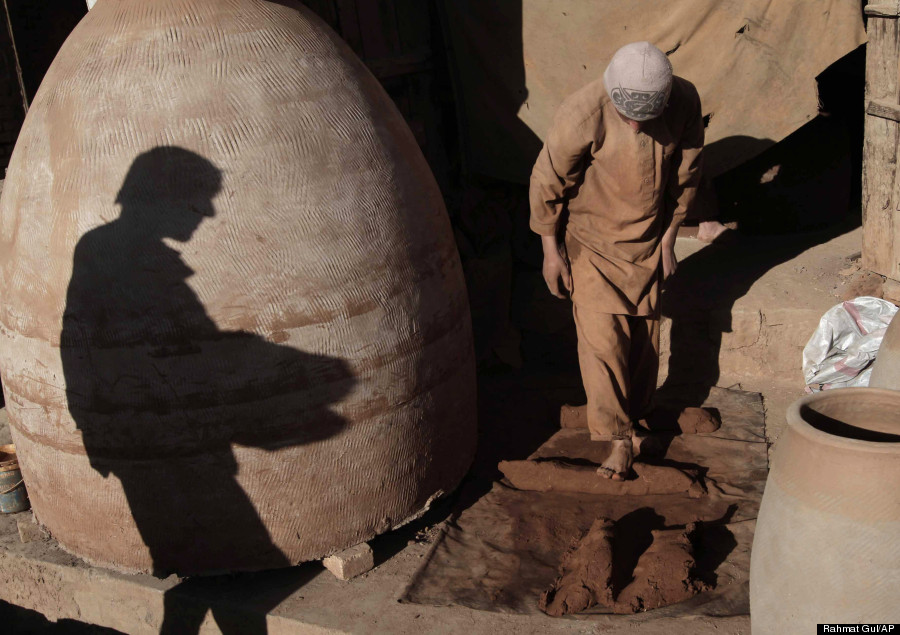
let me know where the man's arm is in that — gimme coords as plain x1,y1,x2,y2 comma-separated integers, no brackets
662,82,704,278
529,108,595,298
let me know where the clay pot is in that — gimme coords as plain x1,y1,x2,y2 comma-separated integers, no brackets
870,314,900,390
750,388,900,632
0,0,475,574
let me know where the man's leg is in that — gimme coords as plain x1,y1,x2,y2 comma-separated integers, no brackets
573,305,634,479
627,314,660,421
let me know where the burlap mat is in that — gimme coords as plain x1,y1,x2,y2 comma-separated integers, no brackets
401,387,766,619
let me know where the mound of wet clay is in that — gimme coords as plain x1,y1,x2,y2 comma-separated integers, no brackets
539,519,708,616
646,407,722,434
613,522,709,613
539,518,616,616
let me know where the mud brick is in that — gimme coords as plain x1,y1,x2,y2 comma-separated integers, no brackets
322,543,374,581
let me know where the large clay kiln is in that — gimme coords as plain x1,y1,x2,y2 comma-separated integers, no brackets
0,0,476,574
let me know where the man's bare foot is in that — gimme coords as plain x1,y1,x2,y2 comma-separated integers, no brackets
597,437,633,481
697,220,729,243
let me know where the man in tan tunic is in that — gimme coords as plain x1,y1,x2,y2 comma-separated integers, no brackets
529,42,703,479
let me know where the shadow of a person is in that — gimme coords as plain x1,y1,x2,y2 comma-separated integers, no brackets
659,133,858,405
60,146,355,633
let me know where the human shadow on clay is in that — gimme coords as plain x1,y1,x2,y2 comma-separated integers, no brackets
60,146,355,634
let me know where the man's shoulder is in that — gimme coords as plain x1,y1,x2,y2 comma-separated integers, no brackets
557,78,611,127
669,75,700,108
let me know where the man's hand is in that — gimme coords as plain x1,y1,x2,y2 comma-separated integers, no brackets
541,235,572,299
661,239,678,280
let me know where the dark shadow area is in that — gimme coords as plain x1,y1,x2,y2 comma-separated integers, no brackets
633,432,676,469
416,0,588,494
714,46,865,233
6,0,87,102
367,491,461,568
661,217,858,403
611,508,666,596
814,43,866,214
60,146,354,634
158,563,324,634
447,366,584,518
800,404,900,442
691,504,739,588
713,125,855,234
436,0,542,184
661,46,865,400
435,0,542,366
702,136,776,182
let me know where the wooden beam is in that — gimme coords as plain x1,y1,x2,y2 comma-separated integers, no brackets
865,3,900,17
863,14,900,279
1,0,27,114
867,98,900,122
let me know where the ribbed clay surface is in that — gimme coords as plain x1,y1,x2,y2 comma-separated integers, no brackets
0,0,475,575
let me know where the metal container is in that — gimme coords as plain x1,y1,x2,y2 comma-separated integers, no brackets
0,444,30,513
750,388,900,632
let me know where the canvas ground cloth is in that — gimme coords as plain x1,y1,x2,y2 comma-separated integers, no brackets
401,387,767,619
439,0,866,182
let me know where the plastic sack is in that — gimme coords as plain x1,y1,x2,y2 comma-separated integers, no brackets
803,296,898,392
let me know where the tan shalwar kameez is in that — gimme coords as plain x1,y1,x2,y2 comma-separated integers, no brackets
529,76,703,440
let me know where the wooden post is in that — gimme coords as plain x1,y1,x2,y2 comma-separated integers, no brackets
863,1,900,280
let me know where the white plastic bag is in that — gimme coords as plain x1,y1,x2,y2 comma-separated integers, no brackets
803,296,898,392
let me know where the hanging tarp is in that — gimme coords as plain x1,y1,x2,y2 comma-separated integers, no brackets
439,0,866,182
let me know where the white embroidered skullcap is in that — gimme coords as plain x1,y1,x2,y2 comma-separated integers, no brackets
603,42,673,121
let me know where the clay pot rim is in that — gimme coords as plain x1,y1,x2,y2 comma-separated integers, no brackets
788,387,900,453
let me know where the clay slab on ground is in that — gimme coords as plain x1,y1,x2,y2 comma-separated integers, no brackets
498,459,703,497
